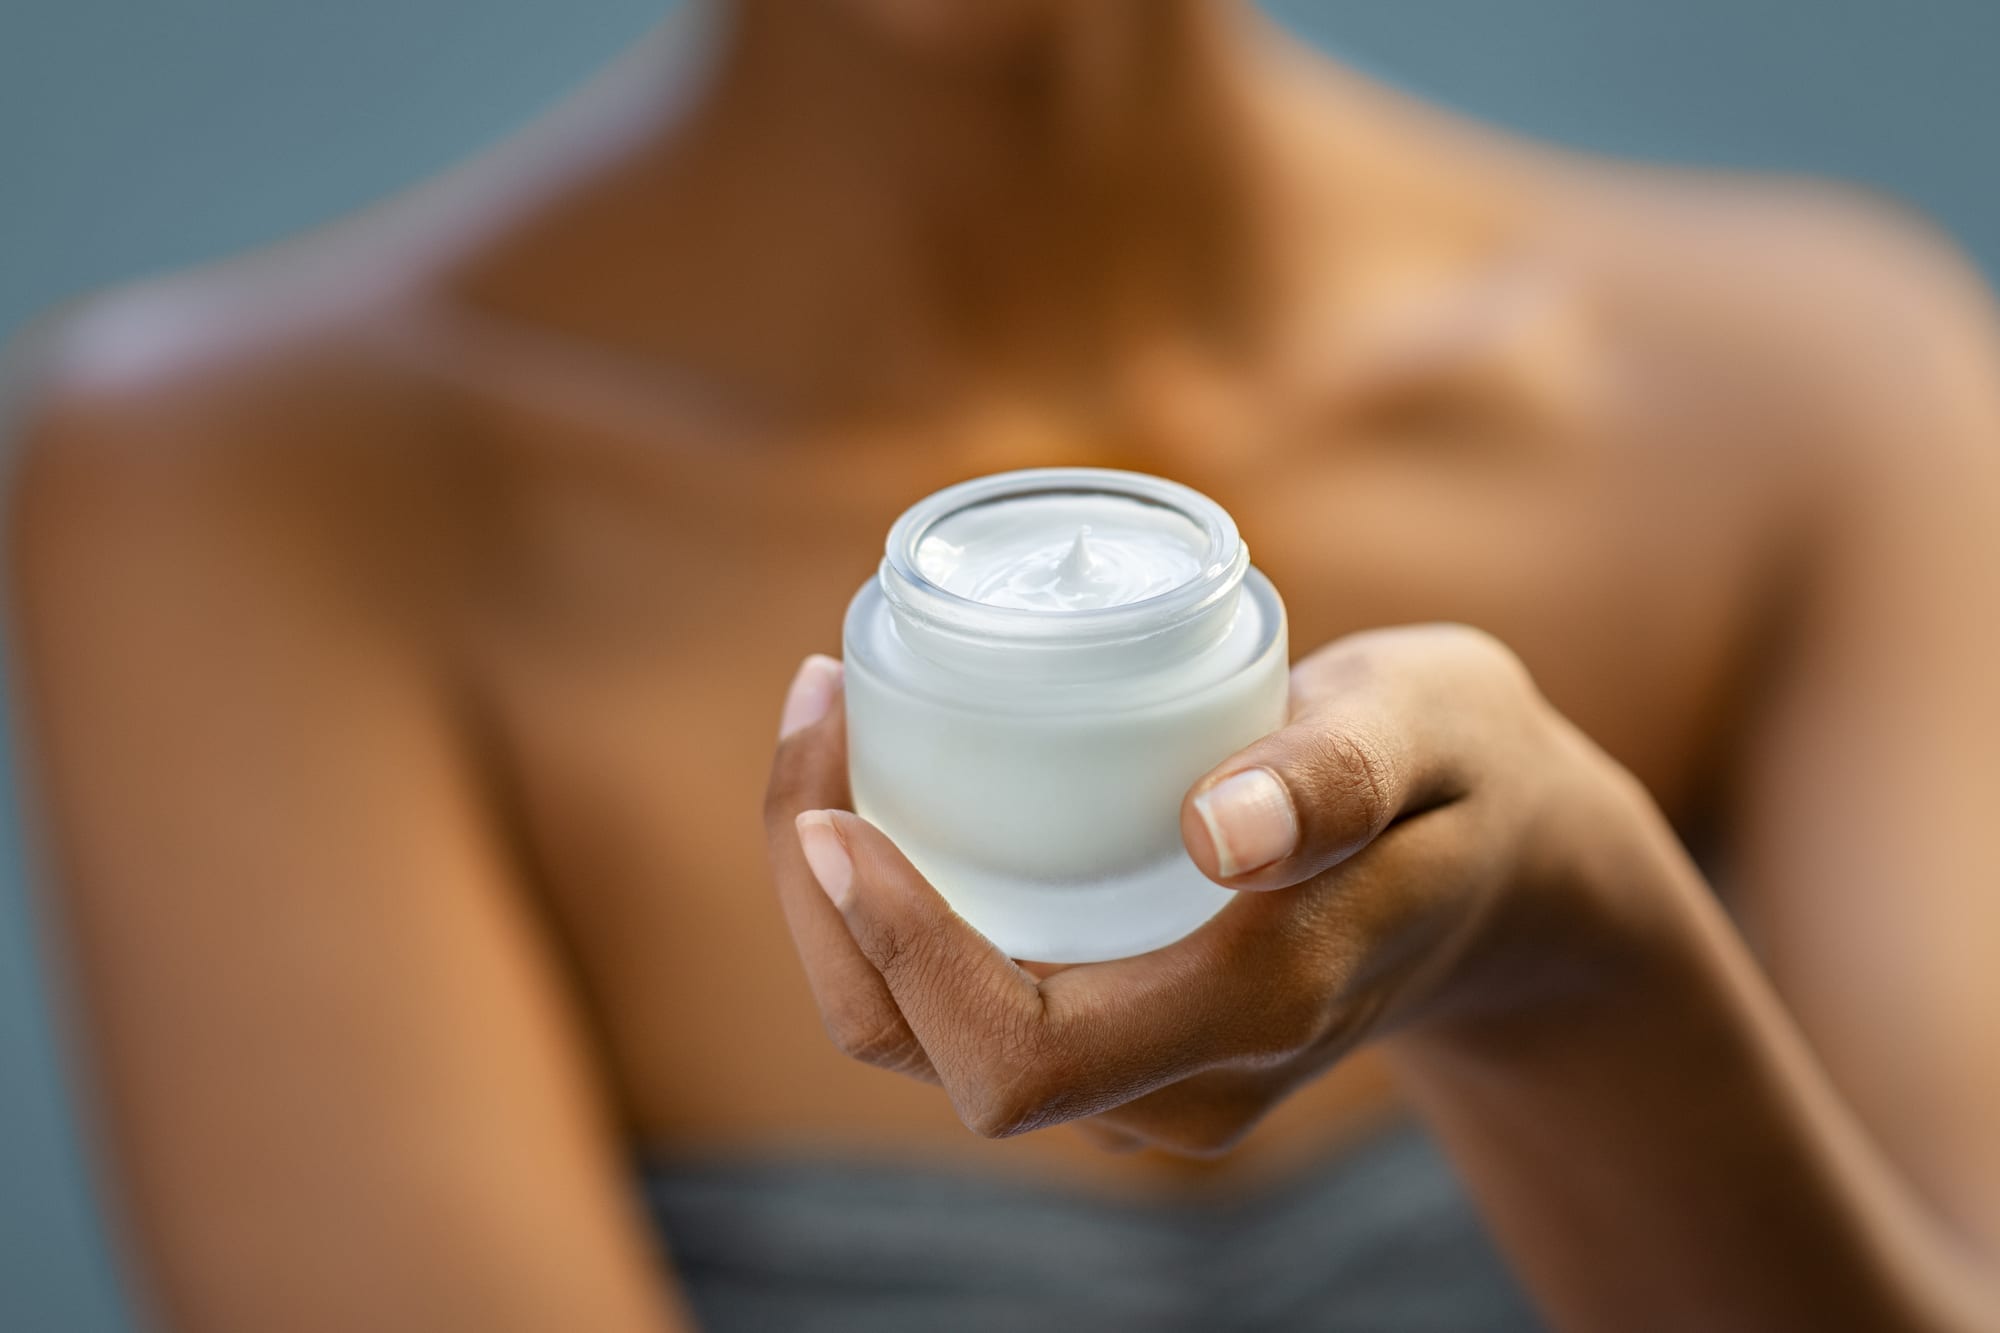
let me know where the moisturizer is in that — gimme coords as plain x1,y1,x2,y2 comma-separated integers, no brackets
915,495,1207,611
844,468,1289,963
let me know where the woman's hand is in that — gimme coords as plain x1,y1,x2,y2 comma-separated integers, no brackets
763,625,1658,1154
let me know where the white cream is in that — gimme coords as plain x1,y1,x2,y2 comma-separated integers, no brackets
843,469,1289,963
915,495,1208,611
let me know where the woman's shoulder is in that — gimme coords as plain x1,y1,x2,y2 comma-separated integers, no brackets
3,232,498,629
0,244,500,668
9,232,454,468
1552,157,2000,467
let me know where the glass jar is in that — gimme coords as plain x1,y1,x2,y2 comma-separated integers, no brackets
843,468,1288,963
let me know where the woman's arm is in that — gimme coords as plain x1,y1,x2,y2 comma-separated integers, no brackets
1729,226,2000,1260
5,351,688,1332
1403,226,2000,1331
1389,787,1994,1333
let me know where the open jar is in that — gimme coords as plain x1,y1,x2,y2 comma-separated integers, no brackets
843,467,1289,963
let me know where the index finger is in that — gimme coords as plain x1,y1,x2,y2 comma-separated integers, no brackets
816,814,1308,1135
762,656,936,1082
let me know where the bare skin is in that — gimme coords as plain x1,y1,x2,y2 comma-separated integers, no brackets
6,1,1999,1329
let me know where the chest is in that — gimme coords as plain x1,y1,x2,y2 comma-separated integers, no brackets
464,403,1783,1160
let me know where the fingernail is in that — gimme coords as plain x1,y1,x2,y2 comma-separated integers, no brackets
1193,767,1298,878
779,655,844,740
795,811,854,909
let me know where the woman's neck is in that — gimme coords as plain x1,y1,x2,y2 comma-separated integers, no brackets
703,0,1289,375
450,3,1462,420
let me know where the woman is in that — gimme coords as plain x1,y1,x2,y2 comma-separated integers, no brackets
8,1,1998,1328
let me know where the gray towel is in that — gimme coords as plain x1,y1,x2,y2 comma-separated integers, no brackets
639,1121,1542,1331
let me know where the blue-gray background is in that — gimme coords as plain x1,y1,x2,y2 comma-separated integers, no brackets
3,3,1996,1327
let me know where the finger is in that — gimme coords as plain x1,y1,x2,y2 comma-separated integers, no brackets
777,653,846,744
1180,626,1500,891
793,825,1286,1136
764,656,936,1083
803,831,1360,1134
794,811,1062,1136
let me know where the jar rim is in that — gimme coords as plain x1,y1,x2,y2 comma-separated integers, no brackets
879,467,1248,651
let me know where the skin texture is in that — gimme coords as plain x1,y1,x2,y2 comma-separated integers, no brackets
5,1,2000,1328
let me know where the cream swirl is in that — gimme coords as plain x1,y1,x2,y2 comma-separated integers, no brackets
915,494,1207,612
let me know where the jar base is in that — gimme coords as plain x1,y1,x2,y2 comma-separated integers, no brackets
877,842,1238,964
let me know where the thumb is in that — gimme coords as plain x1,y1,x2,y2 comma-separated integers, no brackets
1180,699,1451,891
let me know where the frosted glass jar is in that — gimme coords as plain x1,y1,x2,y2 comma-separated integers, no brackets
843,468,1288,963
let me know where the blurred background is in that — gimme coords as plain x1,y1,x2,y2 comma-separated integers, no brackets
3,2,1997,1327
